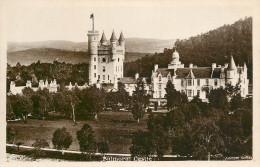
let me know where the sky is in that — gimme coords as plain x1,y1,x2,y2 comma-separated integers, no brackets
5,1,253,42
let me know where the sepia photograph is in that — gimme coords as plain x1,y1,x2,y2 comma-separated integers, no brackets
1,0,259,166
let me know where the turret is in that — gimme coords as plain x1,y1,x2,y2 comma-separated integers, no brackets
119,31,125,54
100,31,107,45
110,30,117,54
226,55,237,85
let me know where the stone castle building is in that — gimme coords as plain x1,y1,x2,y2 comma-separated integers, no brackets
88,30,125,86
151,49,249,102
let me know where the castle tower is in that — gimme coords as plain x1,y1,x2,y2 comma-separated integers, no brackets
119,31,125,54
168,48,184,69
100,31,107,45
88,30,99,85
110,30,117,58
226,55,237,86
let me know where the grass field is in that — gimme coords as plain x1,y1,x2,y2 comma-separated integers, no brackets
7,111,152,154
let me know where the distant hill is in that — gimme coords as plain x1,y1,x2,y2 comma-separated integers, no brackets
7,48,151,66
8,38,176,53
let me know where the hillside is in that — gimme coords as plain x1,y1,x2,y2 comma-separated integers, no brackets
8,38,175,53
124,17,252,82
7,48,150,66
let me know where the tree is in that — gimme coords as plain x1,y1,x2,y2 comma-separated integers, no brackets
32,138,49,158
76,124,97,159
7,97,16,120
129,130,154,160
97,141,109,158
79,86,105,121
131,102,145,124
131,80,150,123
7,127,17,144
147,114,169,159
208,87,229,110
52,127,72,155
9,94,33,123
165,80,188,110
191,118,225,160
171,124,194,158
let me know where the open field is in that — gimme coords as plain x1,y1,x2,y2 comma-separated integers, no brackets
7,111,157,154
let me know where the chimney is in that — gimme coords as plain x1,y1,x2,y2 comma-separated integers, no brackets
135,73,139,80
26,80,32,87
212,63,216,70
154,64,158,71
189,63,193,68
224,63,229,68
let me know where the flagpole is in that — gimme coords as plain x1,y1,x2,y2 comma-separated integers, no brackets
93,15,94,31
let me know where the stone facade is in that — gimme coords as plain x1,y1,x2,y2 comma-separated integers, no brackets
88,30,125,85
151,50,249,102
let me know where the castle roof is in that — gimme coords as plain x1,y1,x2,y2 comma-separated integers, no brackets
110,30,117,41
100,31,107,43
119,77,151,84
228,56,237,70
157,67,215,79
119,31,125,42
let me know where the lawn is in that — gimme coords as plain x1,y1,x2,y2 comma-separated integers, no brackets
7,111,151,154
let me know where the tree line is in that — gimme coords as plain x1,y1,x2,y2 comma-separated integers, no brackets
129,81,252,160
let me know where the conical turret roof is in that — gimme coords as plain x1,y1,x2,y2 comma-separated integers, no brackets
119,31,125,42
228,55,237,70
110,30,117,41
100,31,107,43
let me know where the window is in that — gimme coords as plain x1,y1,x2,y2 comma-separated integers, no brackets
243,88,245,95
159,83,162,90
181,79,184,86
121,66,122,71
214,79,218,86
118,58,120,62
98,75,100,80
159,91,162,98
94,73,96,78
197,79,200,86
94,65,96,70
168,75,171,81
116,66,117,72
188,90,192,97
181,90,185,94
102,58,106,63
188,79,192,86
108,75,109,80
103,66,105,72
159,76,161,82
94,57,96,62
197,90,200,97
103,75,105,80
206,79,209,85
244,78,245,84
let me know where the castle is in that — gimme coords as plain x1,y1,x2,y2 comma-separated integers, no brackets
8,16,249,103
88,30,125,86
150,49,249,103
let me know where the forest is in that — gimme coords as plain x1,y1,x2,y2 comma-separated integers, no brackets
124,17,252,83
